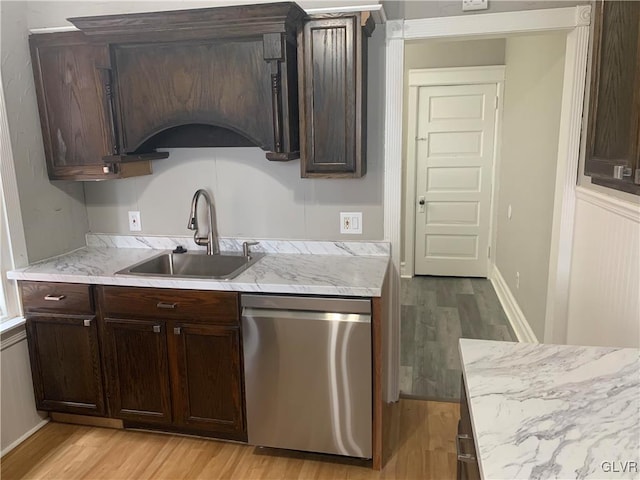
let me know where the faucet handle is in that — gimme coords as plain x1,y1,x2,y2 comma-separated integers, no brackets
242,241,259,257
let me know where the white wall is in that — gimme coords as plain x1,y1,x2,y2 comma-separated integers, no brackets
401,39,505,262
565,191,640,348
84,143,384,240
384,0,588,20
0,333,48,455
404,39,505,71
562,10,640,349
495,33,566,341
0,1,89,263
26,1,385,242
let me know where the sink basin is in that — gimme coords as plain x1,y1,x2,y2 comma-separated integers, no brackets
116,251,264,280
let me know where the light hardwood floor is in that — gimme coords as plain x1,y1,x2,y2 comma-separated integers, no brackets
1,400,459,480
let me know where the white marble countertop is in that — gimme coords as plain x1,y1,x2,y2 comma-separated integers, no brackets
7,244,389,297
459,339,640,480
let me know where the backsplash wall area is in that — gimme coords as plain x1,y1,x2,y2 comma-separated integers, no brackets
84,143,385,241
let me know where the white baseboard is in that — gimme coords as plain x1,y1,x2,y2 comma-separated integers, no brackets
1,418,49,457
490,266,538,343
400,261,410,278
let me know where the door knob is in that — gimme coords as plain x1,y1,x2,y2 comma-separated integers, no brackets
419,199,425,205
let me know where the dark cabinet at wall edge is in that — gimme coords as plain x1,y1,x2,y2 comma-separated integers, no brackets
584,0,640,195
299,12,375,178
28,3,372,181
29,32,161,181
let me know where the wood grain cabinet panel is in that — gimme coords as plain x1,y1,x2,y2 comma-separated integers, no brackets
100,286,239,324
21,281,94,315
457,377,481,480
102,318,172,424
585,0,640,195
29,32,153,181
170,323,246,440
113,41,274,154
98,286,245,440
26,315,105,416
298,14,374,178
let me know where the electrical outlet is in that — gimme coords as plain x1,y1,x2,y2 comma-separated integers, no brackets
340,212,363,234
508,205,512,219
128,211,142,232
516,271,520,289
462,0,488,11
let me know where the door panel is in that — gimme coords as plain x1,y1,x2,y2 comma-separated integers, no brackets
103,318,172,423
426,202,479,226
414,83,497,277
26,315,105,415
171,323,245,439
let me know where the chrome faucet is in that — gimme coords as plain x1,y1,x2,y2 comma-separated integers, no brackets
187,189,219,255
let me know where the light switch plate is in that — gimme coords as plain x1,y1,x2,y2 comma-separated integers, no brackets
462,0,488,11
128,211,142,232
340,212,363,235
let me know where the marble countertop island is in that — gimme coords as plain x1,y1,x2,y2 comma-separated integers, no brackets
459,339,640,480
7,236,390,297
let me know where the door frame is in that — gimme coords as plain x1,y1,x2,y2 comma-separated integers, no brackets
403,66,505,279
383,6,591,401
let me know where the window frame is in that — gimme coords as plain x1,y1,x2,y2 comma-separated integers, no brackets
0,72,28,327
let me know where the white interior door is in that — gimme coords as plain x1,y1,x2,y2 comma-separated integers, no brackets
414,83,497,277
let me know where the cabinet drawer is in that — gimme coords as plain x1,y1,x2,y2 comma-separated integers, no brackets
100,286,239,324
21,281,93,315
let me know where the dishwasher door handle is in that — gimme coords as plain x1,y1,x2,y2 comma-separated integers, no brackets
241,307,371,324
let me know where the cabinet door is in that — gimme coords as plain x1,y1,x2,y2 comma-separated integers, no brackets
585,0,640,194
457,377,481,480
103,318,172,423
299,14,371,178
29,32,152,181
170,323,246,440
30,32,112,180
26,315,105,416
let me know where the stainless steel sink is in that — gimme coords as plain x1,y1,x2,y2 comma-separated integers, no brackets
116,251,264,280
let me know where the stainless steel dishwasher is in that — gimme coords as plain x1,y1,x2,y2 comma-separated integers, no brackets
241,294,372,458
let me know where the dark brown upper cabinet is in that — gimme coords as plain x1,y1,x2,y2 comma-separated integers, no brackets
69,3,305,162
298,13,374,178
585,0,640,195
29,32,162,181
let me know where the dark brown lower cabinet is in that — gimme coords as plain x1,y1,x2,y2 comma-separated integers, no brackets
98,287,246,441
26,314,105,416
171,323,245,439
457,377,481,480
24,284,245,442
102,318,172,424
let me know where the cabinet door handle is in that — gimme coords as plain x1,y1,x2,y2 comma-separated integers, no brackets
156,302,177,309
173,327,181,335
456,433,477,463
83,319,92,327
44,294,66,301
152,325,161,333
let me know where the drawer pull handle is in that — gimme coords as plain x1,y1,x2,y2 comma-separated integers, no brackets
83,319,92,327
173,327,181,335
156,302,177,309
456,433,477,463
44,294,66,301
153,325,161,333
